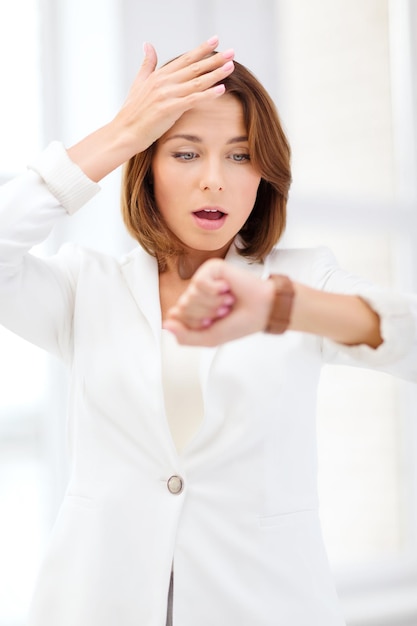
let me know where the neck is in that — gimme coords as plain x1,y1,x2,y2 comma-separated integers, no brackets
165,242,233,280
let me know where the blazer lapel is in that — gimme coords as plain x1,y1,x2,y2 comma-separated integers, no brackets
120,246,162,344
120,241,267,391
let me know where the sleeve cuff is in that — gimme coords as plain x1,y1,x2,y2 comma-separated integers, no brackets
326,290,416,366
27,141,100,215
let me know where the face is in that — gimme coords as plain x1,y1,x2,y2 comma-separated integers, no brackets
152,95,261,258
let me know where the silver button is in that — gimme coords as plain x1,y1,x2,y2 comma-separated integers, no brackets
167,475,184,495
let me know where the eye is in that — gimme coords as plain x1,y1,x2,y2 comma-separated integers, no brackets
172,151,198,161
231,153,250,162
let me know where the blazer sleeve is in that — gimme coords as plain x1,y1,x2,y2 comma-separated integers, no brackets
0,142,100,360
312,247,417,382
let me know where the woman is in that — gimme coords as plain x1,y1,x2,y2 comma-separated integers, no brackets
0,37,416,626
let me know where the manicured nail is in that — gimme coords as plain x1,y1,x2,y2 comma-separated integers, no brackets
222,48,235,60
207,35,219,46
222,61,234,72
223,295,235,306
217,305,230,317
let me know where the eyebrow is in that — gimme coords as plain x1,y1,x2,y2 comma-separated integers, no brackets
163,133,248,145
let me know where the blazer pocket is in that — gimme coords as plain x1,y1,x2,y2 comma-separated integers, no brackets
258,508,316,529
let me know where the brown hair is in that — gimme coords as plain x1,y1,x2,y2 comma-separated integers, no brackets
121,57,292,269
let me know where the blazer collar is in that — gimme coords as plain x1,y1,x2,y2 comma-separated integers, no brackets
120,240,267,382
121,245,162,343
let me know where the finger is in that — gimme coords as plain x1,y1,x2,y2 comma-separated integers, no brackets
158,36,234,91
163,320,218,347
168,317,239,347
166,304,206,327
175,291,229,322
168,308,213,330
136,42,158,81
166,304,233,330
171,47,235,82
168,58,234,101
195,257,228,281
161,36,223,74
187,275,231,301
167,297,217,330
216,304,233,318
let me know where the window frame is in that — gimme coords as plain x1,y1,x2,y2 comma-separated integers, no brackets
283,1,417,621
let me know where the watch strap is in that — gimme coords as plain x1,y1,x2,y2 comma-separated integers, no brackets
265,274,295,334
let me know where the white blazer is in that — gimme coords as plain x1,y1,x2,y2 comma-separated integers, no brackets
0,143,416,626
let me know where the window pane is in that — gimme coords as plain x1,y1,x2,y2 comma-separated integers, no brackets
0,2,46,623
284,224,412,566
0,443,47,624
275,0,416,572
277,0,395,201
317,367,407,567
0,327,47,412
0,0,42,173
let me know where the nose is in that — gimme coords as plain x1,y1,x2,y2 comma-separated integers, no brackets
199,158,224,192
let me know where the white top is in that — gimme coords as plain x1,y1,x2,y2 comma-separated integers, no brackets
161,329,204,453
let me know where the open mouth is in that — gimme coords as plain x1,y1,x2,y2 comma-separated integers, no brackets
193,209,226,220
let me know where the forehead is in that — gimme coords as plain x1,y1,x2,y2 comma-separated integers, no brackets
162,94,246,140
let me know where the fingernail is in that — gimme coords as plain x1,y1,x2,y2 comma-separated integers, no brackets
222,48,235,59
223,295,234,306
214,84,225,95
217,305,230,317
207,35,219,46
201,318,213,327
222,61,234,72
142,42,148,56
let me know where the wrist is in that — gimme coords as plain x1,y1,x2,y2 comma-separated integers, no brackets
264,274,295,334
67,121,141,183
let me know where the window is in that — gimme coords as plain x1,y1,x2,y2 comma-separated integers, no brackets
0,1,42,174
0,0,126,621
275,0,417,621
0,2,48,623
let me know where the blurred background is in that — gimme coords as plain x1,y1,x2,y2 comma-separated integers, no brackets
0,0,416,624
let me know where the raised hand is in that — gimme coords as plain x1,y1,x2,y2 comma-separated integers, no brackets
163,259,274,346
115,36,235,155
67,37,235,182
163,258,383,349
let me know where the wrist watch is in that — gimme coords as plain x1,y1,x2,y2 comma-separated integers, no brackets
265,274,295,334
